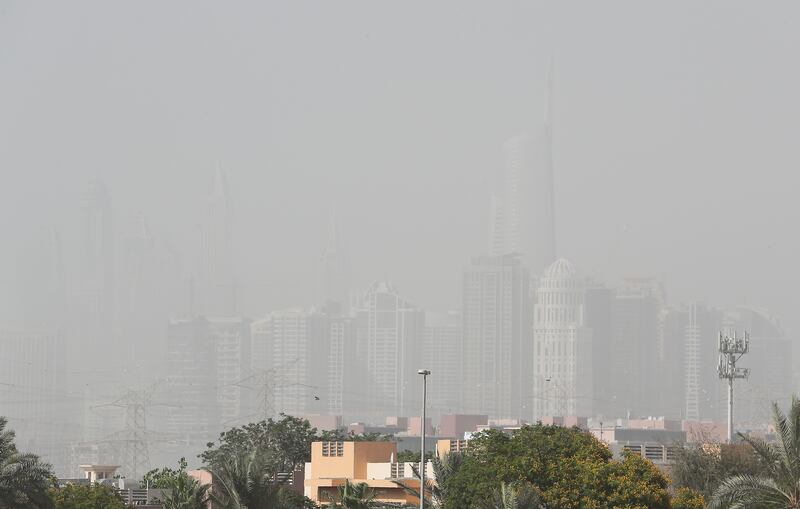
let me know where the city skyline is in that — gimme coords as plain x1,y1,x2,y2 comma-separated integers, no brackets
2,0,799,482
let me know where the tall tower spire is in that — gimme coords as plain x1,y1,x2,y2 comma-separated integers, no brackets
545,55,555,133
491,59,557,275
537,55,557,273
323,208,349,312
203,164,237,315
80,178,115,348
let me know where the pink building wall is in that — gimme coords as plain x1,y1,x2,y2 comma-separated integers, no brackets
439,414,488,438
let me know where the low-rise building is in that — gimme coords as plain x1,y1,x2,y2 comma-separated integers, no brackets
58,465,165,508
590,427,686,466
538,416,588,429
439,414,488,438
436,439,469,456
304,441,432,506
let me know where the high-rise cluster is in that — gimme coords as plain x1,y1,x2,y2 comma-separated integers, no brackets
1,65,792,479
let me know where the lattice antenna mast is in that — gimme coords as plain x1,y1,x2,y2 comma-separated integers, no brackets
717,330,750,443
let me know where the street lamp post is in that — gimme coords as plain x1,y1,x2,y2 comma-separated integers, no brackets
418,369,430,509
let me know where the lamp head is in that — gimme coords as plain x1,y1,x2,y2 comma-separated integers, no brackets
418,369,431,375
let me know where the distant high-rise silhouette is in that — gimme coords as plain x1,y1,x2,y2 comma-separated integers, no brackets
250,308,328,417
5,228,69,475
326,312,355,417
323,210,350,312
610,278,665,418
202,167,237,315
583,284,615,419
532,258,592,419
78,178,115,350
462,254,531,419
490,61,556,276
423,311,462,418
354,282,424,419
166,316,251,434
208,316,251,427
166,317,216,450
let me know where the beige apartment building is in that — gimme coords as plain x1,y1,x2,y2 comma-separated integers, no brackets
304,441,432,506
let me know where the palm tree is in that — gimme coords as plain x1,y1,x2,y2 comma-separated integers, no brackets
710,395,800,508
160,472,211,509
327,480,379,509
205,449,292,509
0,416,53,509
476,482,543,509
394,452,463,508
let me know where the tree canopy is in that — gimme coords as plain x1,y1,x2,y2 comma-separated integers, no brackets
141,457,190,489
0,416,54,509
440,424,671,509
671,441,766,499
671,488,705,509
709,395,800,508
201,414,320,473
48,484,126,509
201,413,390,473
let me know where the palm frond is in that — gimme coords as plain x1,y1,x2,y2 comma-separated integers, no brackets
708,473,790,509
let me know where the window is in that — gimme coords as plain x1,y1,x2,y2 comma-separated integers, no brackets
321,442,344,457
645,445,663,461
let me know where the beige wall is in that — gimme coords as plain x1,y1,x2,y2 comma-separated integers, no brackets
436,438,469,456
310,441,397,480
307,441,425,505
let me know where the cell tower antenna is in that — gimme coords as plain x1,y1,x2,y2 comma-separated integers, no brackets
717,330,750,443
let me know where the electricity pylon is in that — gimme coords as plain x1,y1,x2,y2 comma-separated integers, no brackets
93,381,175,479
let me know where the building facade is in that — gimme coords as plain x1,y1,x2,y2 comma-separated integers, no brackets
422,311,462,417
488,62,556,276
304,441,429,506
532,258,592,419
609,278,665,418
462,254,531,419
354,282,424,420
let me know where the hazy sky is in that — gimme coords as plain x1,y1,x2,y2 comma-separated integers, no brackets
2,1,799,341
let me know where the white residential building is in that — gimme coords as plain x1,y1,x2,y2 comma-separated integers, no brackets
532,258,592,419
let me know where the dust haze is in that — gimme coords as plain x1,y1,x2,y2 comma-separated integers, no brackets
1,1,798,477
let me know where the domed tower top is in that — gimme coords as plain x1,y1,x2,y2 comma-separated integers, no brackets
544,258,576,280
535,258,584,326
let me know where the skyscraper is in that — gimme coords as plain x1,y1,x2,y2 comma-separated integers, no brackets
326,312,355,417
0,327,66,473
202,167,237,316
661,303,723,421
354,282,424,420
250,308,328,417
532,258,592,419
489,62,556,276
462,254,531,419
77,178,115,353
609,278,665,418
165,317,216,450
423,310,462,417
119,214,185,378
322,211,349,312
208,316,251,427
583,284,615,417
